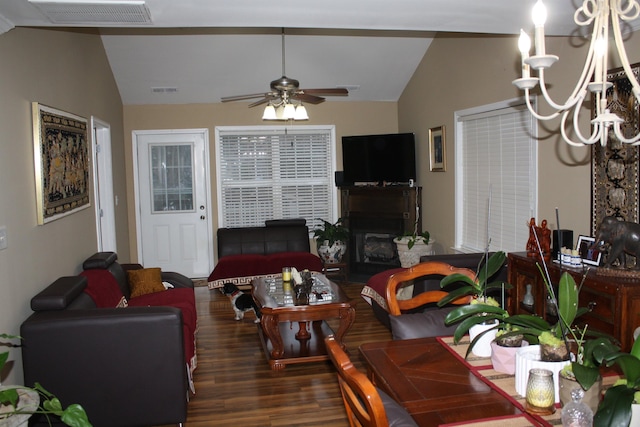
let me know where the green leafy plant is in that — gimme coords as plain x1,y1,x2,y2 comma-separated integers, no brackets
0,333,92,427
592,337,640,427
313,218,349,248
437,251,510,304
394,230,431,250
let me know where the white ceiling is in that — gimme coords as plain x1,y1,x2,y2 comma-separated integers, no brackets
1,0,635,106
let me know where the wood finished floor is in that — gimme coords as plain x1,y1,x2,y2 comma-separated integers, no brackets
161,282,391,427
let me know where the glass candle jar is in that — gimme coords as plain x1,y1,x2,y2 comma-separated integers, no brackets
525,368,556,415
282,267,292,282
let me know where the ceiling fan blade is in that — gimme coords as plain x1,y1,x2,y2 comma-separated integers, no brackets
301,88,349,96
292,93,325,104
248,97,272,108
221,93,269,102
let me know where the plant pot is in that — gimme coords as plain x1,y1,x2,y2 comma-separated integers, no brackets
631,403,640,427
468,320,498,358
540,342,571,362
394,238,435,268
0,386,40,427
559,373,602,414
491,340,529,375
317,241,346,264
515,345,570,403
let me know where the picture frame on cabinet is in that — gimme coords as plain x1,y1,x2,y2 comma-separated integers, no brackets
577,235,602,266
429,125,446,172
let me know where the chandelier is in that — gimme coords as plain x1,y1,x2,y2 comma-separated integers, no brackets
513,0,640,146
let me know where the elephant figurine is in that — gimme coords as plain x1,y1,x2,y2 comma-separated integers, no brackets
593,216,640,268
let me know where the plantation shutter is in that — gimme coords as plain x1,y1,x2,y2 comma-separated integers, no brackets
456,101,537,252
216,126,335,230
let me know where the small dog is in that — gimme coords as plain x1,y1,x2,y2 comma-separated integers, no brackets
221,282,261,323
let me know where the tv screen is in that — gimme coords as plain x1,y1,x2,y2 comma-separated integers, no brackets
341,132,416,185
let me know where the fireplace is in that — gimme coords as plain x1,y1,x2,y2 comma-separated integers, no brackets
341,186,422,276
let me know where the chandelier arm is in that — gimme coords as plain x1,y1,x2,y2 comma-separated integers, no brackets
524,90,561,121
613,0,640,20
568,98,603,145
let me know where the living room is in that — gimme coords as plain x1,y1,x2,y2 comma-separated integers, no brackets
1,1,640,424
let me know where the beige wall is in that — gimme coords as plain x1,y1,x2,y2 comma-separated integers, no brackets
123,101,398,260
0,27,126,384
398,32,640,252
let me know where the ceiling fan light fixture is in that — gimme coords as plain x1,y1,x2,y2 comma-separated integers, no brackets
283,103,296,120
293,104,309,120
262,104,277,120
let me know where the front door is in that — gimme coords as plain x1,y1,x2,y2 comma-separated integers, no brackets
133,129,212,278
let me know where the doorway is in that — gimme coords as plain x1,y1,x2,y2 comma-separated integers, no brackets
91,117,117,252
133,129,213,278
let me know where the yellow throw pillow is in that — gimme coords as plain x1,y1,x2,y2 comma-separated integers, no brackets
128,268,165,298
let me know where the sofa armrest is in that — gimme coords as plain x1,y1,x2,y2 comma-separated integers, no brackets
31,276,89,311
21,307,187,427
162,271,194,289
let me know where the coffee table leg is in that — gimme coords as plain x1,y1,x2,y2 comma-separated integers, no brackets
261,314,284,359
295,321,311,340
334,307,356,349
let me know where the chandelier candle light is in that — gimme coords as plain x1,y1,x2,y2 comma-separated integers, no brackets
513,0,640,146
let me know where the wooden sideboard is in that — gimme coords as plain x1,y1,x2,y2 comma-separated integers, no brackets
507,252,640,351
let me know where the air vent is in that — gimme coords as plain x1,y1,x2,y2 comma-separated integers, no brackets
151,87,178,93
29,1,152,24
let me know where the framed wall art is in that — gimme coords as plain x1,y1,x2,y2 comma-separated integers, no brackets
32,102,90,225
429,125,446,172
591,63,640,235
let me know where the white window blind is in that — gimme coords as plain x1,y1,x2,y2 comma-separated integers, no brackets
455,100,537,253
215,126,336,230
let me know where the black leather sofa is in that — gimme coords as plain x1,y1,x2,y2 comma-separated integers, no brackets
20,252,195,427
208,218,323,289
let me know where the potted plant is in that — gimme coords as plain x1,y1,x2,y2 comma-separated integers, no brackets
437,251,512,357
313,218,349,264
0,333,91,427
393,230,433,268
490,325,528,375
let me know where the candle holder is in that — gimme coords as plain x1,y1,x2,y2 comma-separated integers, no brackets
525,368,556,415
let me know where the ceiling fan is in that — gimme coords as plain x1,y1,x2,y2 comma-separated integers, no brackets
221,29,348,119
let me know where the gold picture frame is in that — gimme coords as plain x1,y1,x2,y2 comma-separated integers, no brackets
32,102,90,225
429,125,446,171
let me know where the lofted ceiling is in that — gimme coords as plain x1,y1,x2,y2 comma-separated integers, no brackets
1,0,636,106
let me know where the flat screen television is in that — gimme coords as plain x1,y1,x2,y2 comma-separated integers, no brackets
341,132,416,186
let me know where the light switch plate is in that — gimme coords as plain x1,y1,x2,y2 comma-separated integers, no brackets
0,226,7,250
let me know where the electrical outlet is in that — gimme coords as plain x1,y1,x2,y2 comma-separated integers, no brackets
0,226,7,250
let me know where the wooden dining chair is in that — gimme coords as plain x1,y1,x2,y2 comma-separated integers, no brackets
325,336,418,427
385,260,476,316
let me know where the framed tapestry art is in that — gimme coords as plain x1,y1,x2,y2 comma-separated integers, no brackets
591,63,640,235
32,103,90,225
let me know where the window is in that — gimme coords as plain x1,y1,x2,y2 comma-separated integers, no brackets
215,125,337,230
454,98,537,253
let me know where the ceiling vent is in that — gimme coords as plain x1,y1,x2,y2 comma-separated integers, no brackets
29,1,152,25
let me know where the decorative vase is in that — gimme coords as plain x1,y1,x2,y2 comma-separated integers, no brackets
523,284,534,306
0,386,40,427
468,320,498,358
559,373,602,414
490,340,529,375
394,238,435,268
317,241,346,264
515,345,570,403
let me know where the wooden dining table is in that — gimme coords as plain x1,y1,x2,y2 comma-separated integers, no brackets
359,337,528,427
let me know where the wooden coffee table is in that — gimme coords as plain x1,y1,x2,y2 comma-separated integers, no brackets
252,274,356,370
360,337,524,426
